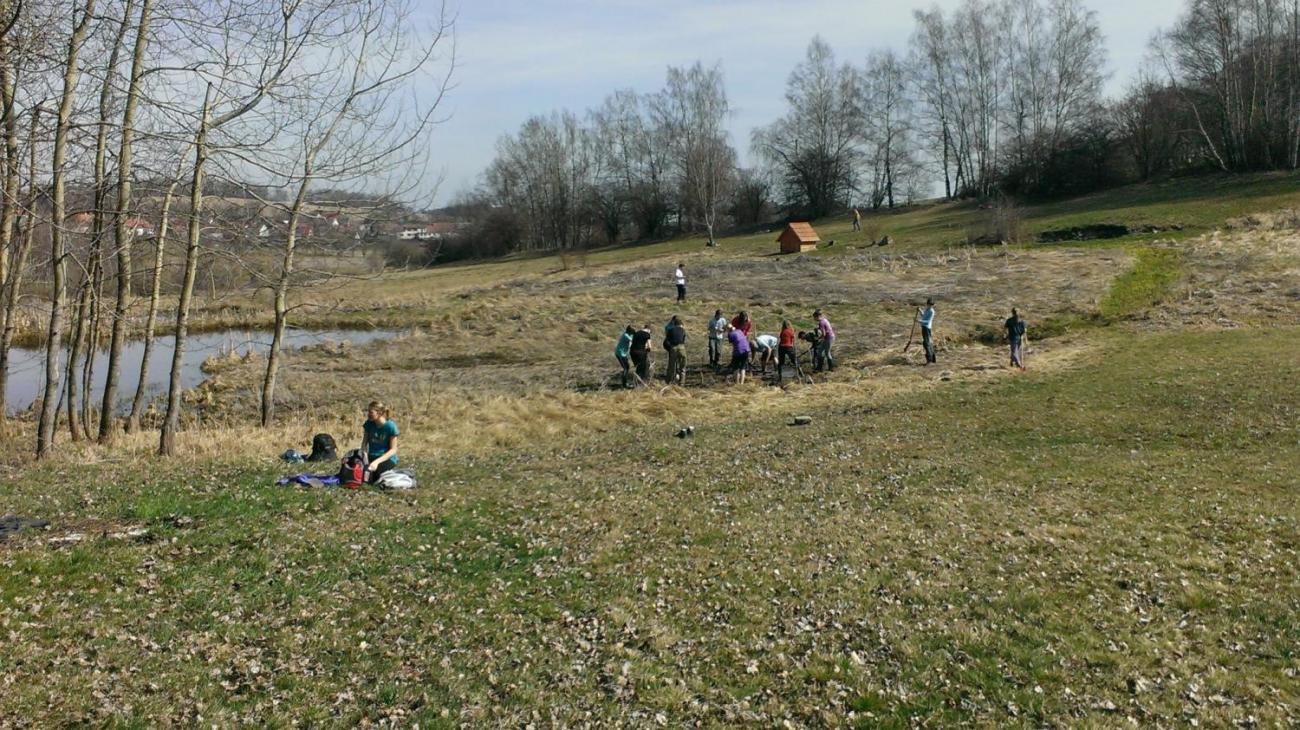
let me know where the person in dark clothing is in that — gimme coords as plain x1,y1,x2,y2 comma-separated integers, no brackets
664,315,688,385
630,324,653,385
1005,308,1027,371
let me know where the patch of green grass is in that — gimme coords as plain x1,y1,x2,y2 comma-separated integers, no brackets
1099,246,1184,319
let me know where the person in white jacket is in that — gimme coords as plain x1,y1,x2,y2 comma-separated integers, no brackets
674,263,686,302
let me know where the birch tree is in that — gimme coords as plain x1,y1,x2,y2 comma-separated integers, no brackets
36,0,96,458
251,0,452,426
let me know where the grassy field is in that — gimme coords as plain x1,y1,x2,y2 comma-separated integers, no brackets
1,176,1298,726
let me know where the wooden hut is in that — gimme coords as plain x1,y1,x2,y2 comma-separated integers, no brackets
778,222,820,253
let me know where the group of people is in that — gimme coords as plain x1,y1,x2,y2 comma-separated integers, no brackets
614,306,838,388
625,264,1030,389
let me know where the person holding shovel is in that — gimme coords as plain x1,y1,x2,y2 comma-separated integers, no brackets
1005,308,1027,371
615,325,635,388
917,298,937,365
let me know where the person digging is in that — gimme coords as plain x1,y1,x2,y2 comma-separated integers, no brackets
726,323,751,385
664,315,688,385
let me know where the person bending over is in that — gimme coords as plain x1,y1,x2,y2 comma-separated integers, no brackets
727,324,751,385
752,333,778,373
615,325,635,388
630,324,653,385
362,400,400,484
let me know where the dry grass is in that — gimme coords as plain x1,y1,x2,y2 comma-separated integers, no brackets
2,197,1299,726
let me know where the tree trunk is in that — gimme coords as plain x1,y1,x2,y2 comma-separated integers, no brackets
126,177,175,434
260,191,308,427
64,278,90,440
100,0,151,442
0,39,19,418
37,0,97,459
159,85,211,457
0,106,36,419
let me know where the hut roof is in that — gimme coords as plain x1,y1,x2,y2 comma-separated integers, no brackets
782,222,820,242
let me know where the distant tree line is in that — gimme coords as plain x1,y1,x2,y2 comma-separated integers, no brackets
438,0,1300,262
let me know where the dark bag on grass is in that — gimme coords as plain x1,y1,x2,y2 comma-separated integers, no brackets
306,433,338,463
338,450,365,488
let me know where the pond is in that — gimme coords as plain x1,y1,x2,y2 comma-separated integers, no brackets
5,328,401,414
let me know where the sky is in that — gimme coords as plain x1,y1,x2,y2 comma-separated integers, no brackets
419,0,1189,206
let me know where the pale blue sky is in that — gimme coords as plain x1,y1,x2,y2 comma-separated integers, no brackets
424,0,1188,205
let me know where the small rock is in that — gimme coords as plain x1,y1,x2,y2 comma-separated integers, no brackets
49,532,84,546
1127,676,1150,694
790,416,813,426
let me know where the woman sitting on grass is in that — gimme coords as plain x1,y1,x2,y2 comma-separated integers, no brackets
362,400,400,483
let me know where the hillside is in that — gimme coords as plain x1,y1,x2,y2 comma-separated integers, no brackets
0,175,1298,726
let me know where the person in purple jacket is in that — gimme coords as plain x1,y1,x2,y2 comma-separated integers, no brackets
726,323,751,384
814,308,835,372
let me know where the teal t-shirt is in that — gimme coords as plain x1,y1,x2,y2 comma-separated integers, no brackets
363,419,400,465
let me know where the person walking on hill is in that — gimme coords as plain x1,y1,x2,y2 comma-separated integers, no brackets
727,324,751,385
674,263,687,302
630,324,653,385
708,309,727,370
1005,308,1027,371
777,320,797,383
361,401,400,484
918,298,937,365
814,309,835,372
664,315,688,385
731,310,752,338
852,207,862,232
615,325,635,388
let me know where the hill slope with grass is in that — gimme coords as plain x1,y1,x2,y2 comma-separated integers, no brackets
1,175,1298,725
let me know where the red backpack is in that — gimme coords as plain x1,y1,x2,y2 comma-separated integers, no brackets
338,451,365,489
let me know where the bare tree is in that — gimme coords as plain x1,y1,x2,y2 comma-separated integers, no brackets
652,62,735,246
36,0,96,458
1159,0,1300,171
0,104,36,418
253,0,453,426
753,37,862,218
97,0,153,442
158,0,327,456
861,50,919,209
911,8,961,198
124,169,178,433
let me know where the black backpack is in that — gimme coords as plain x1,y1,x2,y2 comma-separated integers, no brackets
307,433,338,463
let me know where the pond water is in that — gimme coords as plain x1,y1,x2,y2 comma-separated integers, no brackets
5,328,401,414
